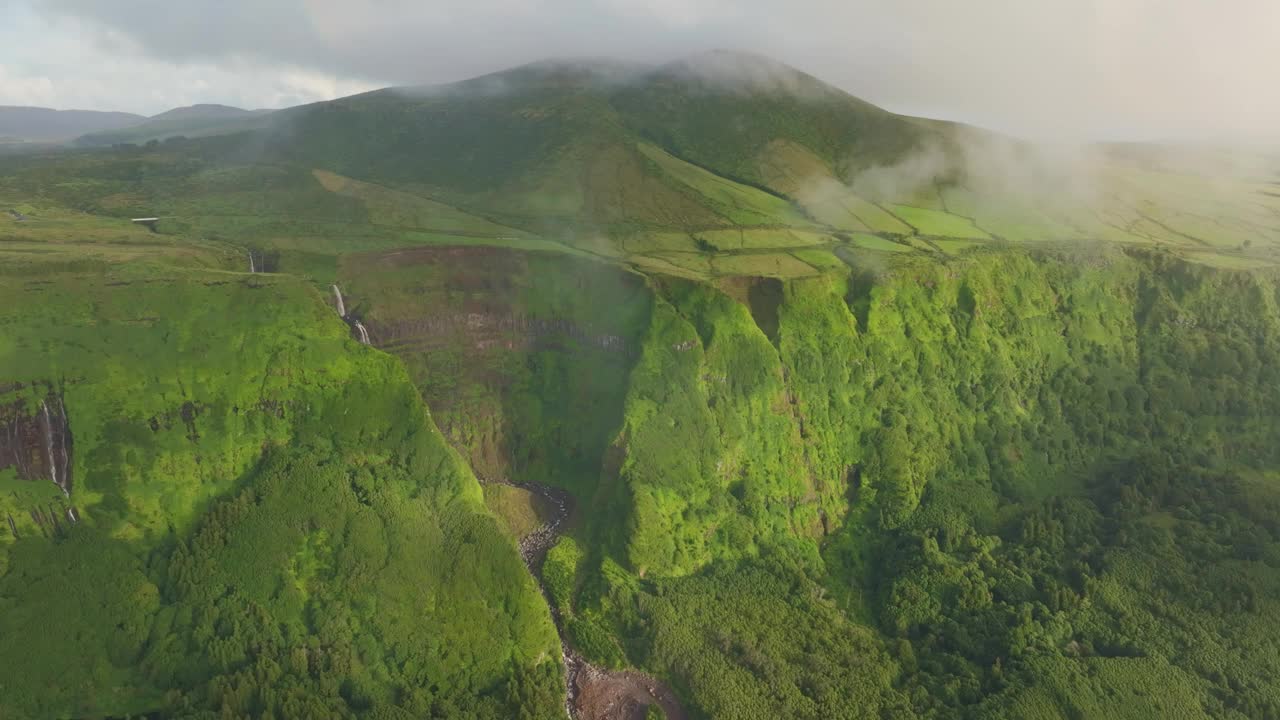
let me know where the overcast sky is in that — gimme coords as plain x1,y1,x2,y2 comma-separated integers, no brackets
3,0,1278,142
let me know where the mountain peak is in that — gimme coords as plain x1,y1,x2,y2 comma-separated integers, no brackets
652,49,836,97
398,57,648,99
148,104,254,121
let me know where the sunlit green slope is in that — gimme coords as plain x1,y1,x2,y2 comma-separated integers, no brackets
0,246,561,719
325,240,1280,719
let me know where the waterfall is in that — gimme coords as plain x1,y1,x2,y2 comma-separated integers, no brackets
331,285,347,318
40,400,68,497
330,285,370,345
38,397,71,497
55,397,70,497
248,250,257,273
41,401,58,491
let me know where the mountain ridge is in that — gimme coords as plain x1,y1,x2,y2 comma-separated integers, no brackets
75,103,275,146
0,106,145,143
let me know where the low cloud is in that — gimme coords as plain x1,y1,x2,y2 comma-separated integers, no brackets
4,0,1280,142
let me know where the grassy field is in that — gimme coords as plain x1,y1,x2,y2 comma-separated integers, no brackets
849,232,916,253
637,143,813,227
711,251,822,278
889,204,993,239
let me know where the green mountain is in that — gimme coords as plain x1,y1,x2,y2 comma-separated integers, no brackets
2,53,1280,720
255,52,936,237
75,104,276,146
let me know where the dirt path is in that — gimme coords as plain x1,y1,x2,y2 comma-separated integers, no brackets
509,481,687,720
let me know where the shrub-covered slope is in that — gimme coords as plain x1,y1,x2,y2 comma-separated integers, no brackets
0,257,561,719
597,248,1280,718
367,243,1280,718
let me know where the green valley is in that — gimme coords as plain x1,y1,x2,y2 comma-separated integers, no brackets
2,51,1280,720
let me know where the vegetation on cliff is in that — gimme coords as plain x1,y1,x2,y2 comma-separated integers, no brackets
3,52,1280,719
0,257,562,719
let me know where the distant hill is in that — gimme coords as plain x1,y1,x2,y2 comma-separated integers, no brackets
0,106,144,143
149,103,257,122
75,104,275,146
6,50,1280,720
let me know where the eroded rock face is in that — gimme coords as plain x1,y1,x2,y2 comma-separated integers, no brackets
0,387,73,496
371,312,632,357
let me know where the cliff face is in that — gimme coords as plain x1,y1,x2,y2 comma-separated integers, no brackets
2,239,1278,719
0,389,70,490
342,244,1280,580
341,246,653,492
0,387,75,537
318,242,1280,718
614,246,1280,576
0,268,564,720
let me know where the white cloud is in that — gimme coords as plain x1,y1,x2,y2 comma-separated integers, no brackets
0,3,375,114
0,66,58,108
7,0,1280,141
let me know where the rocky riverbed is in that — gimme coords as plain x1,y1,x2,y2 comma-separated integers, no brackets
509,481,686,720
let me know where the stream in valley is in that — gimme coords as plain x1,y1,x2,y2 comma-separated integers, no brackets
511,482,686,720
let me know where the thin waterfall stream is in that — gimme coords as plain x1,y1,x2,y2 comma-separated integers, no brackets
330,285,370,345
39,397,70,498
331,284,347,318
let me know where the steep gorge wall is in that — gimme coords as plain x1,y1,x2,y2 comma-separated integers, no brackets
610,247,1280,578
341,247,653,496
343,244,1280,585
0,269,564,719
